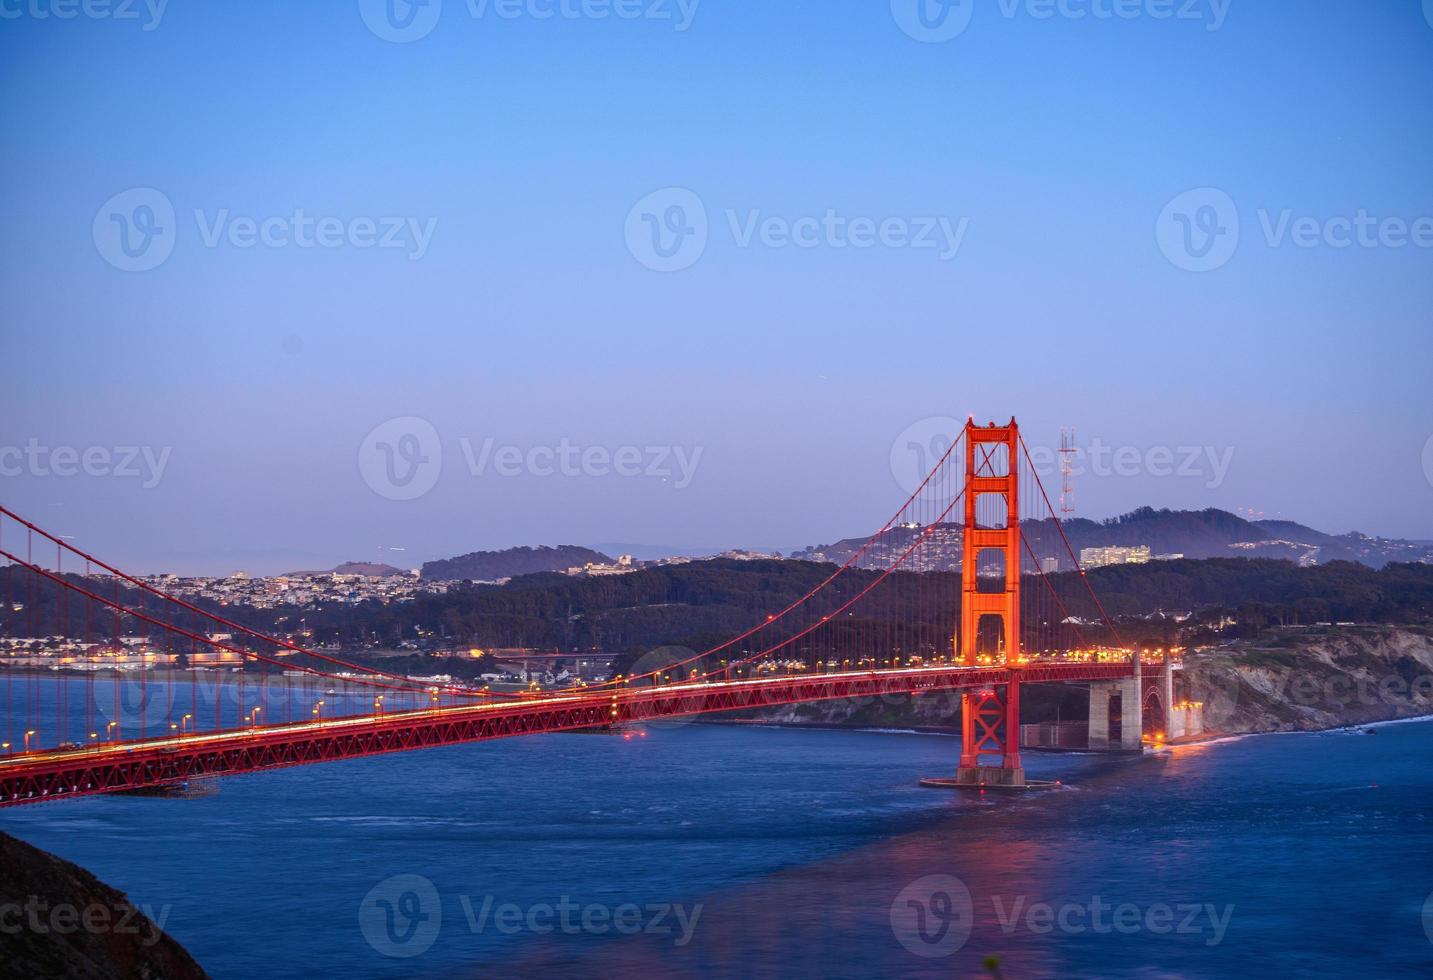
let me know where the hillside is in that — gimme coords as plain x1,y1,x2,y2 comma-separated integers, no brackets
791,507,1432,570
282,562,407,577
258,557,1433,661
1078,557,1433,624
1181,625,1433,732
6,556,1433,659
746,625,1433,734
420,545,612,582
0,831,209,979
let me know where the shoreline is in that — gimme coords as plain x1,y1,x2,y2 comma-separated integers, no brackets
698,709,1433,746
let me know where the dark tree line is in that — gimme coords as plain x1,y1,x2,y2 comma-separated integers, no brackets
5,558,1432,663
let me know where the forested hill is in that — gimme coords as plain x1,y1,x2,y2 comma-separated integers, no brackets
1080,558,1433,626
267,558,1433,652
308,560,848,651
420,545,612,581
1066,507,1428,567
793,507,1432,569
4,558,1432,655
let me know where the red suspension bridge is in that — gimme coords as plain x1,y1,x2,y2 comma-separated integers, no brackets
0,418,1179,807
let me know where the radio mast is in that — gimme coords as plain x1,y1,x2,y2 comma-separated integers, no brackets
1059,427,1077,518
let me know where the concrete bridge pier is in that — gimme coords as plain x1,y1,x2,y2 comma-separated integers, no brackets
1087,657,1143,753
1153,656,1174,733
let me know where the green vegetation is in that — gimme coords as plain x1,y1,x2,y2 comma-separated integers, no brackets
4,558,1431,665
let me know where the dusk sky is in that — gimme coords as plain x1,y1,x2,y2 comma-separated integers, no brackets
2,0,1431,573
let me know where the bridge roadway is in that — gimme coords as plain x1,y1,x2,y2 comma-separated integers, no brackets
0,659,1138,808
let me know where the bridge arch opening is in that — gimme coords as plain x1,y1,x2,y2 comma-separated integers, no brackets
1142,688,1165,738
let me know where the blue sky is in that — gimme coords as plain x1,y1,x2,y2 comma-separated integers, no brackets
2,0,1431,573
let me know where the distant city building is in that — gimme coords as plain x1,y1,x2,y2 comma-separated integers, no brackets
129,570,455,610
1039,557,1062,574
578,554,639,577
1079,545,1152,569
566,550,776,577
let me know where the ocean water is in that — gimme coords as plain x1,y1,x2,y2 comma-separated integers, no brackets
3,714,1433,978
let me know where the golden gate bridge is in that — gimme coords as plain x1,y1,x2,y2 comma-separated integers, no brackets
0,418,1179,806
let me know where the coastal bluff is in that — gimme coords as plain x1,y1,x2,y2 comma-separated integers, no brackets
0,831,208,980
739,626,1433,736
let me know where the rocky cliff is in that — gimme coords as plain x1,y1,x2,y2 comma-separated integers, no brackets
0,831,208,980
738,626,1433,736
1182,625,1433,733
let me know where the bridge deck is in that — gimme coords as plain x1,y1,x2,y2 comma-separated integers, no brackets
0,661,1138,807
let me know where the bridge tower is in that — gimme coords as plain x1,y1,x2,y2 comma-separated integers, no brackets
955,418,1025,787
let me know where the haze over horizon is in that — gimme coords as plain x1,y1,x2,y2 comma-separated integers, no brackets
3,1,1431,574
4,492,1423,579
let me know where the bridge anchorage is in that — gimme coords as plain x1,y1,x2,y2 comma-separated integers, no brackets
0,415,1183,808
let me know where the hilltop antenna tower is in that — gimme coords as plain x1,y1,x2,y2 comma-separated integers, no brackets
1059,427,1077,518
